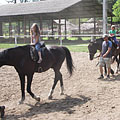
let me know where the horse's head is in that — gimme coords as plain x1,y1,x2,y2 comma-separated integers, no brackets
88,41,97,60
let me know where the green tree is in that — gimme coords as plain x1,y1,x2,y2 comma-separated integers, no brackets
112,0,120,22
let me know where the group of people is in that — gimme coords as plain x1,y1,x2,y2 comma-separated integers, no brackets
98,25,119,79
0,23,119,118
30,23,119,79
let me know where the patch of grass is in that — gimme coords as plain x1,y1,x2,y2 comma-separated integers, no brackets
81,37,91,41
0,43,88,52
0,44,25,49
42,37,91,41
66,44,88,52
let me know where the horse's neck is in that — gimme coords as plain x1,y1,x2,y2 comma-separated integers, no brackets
0,50,7,66
96,39,103,51
0,47,28,66
94,42,101,51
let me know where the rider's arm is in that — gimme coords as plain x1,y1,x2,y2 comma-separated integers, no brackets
31,36,33,44
35,34,39,44
109,30,114,37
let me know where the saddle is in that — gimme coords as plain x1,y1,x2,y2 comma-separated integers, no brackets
108,37,118,48
30,41,45,62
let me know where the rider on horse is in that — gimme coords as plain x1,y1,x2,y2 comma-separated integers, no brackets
30,23,42,63
109,25,119,49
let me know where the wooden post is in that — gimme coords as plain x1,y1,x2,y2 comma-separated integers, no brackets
0,22,3,36
59,18,62,45
24,16,26,35
52,19,54,35
24,16,26,43
18,21,20,35
40,16,43,40
78,17,81,40
28,20,30,35
9,17,12,43
94,17,96,34
65,18,67,40
79,17,81,34
9,18,12,36
58,19,61,36
94,17,96,39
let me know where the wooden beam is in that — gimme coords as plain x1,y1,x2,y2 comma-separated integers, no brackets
52,19,54,35
65,18,67,39
0,22,3,36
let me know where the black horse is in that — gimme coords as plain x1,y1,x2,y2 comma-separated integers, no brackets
0,45,74,104
87,37,119,74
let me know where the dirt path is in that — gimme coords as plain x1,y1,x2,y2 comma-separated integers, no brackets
0,52,120,120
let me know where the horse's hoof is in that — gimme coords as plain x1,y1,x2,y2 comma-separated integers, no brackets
19,100,24,104
60,93,64,95
36,97,40,102
48,95,52,100
112,74,115,77
34,96,40,102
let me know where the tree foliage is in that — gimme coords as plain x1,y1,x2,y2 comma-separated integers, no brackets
112,0,120,22
6,0,41,3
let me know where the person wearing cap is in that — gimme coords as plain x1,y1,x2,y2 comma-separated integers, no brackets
98,34,112,79
109,25,119,49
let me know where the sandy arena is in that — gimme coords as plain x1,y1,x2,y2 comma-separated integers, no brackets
0,52,120,120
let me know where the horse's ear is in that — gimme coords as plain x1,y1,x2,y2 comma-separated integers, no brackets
90,39,96,43
91,38,97,42
90,39,94,42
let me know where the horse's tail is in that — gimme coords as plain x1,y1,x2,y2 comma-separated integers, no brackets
62,47,74,76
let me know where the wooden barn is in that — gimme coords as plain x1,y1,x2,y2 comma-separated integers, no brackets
0,0,114,41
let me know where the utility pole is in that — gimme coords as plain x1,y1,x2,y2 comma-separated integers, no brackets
103,0,107,35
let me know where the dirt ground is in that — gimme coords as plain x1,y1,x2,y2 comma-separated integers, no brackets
0,52,120,120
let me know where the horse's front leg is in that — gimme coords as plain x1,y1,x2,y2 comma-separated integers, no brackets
27,74,40,102
18,73,25,104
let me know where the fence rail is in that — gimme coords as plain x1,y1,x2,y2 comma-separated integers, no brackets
0,34,119,46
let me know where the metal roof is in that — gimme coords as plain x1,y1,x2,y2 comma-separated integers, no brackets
0,0,112,20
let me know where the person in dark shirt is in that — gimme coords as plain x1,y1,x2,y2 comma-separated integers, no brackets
98,34,112,79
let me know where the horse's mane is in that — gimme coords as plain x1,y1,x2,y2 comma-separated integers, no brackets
95,37,104,43
7,45,30,51
1,45,31,60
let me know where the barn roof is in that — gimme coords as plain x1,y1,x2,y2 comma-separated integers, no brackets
0,0,113,20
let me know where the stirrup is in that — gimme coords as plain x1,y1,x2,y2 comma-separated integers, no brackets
37,59,42,63
38,67,43,72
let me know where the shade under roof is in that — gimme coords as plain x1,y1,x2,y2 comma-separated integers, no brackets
0,0,113,21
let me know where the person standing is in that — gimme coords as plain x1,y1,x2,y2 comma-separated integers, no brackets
98,34,112,79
